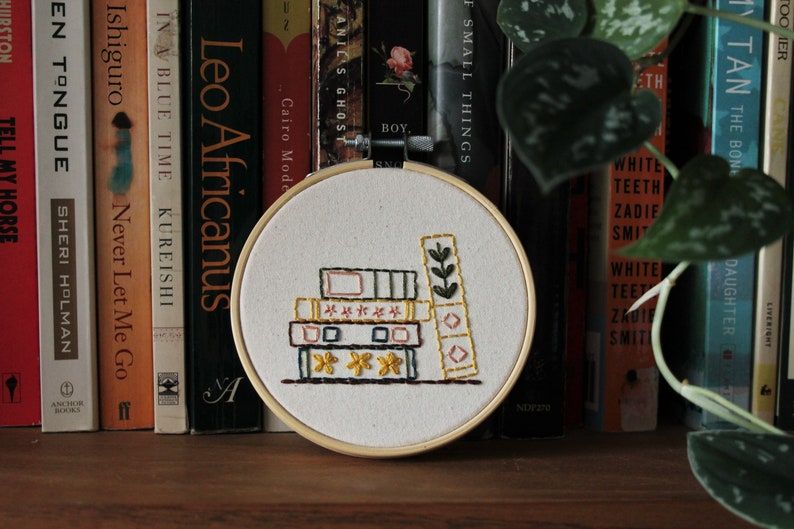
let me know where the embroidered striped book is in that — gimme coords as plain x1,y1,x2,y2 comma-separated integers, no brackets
584,47,667,432
312,0,364,170
34,0,98,431
183,0,263,433
147,0,187,434
263,0,311,209
751,0,792,425
92,0,153,430
0,0,39,427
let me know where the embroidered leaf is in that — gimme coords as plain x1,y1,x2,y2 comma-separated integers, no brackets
497,38,661,192
590,0,686,59
440,245,451,262
688,431,794,529
621,155,794,261
445,283,459,298
497,0,589,52
431,267,447,279
433,285,448,298
445,263,455,277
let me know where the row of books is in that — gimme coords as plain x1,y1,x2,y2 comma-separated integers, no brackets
2,0,790,437
0,0,572,436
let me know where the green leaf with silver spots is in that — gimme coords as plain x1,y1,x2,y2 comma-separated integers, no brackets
497,0,589,52
591,0,687,59
621,155,794,261
688,431,794,529
497,38,661,192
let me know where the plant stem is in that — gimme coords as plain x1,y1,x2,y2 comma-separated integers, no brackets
651,262,787,435
636,13,696,70
686,3,794,39
644,141,680,180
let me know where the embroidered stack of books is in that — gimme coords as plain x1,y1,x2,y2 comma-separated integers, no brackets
288,268,428,381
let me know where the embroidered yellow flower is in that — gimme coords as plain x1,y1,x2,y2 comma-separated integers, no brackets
377,352,403,376
312,351,338,374
346,352,372,376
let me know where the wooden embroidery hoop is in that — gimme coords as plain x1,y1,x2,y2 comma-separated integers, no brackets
231,159,536,458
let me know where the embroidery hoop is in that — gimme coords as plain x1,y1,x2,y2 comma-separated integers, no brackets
231,159,536,457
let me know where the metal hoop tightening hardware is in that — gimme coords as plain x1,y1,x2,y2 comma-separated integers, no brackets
345,134,434,164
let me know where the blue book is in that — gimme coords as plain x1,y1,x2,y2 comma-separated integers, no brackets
675,0,762,429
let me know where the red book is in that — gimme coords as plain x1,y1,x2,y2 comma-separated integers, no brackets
0,0,40,426
263,0,311,208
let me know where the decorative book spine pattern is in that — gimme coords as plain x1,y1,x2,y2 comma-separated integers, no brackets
420,234,478,380
311,0,364,170
585,50,667,432
34,0,98,431
147,0,186,434
694,0,763,428
565,176,589,428
0,0,39,426
294,298,431,322
263,0,310,209
752,0,791,424
498,43,568,439
183,0,262,433
427,0,504,204
92,0,153,430
366,0,426,165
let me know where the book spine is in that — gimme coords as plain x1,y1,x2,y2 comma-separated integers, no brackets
311,0,364,170
777,55,794,429
320,268,418,299
366,0,425,164
147,0,186,434
34,0,98,431
0,0,39,426
585,51,667,432
752,0,791,424
497,44,568,438
699,0,763,428
92,0,153,430
263,0,311,208
183,0,263,433
294,298,431,322
427,0,503,205
565,176,589,428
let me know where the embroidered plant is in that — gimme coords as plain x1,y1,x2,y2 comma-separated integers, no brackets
428,243,459,299
496,0,794,526
373,42,421,102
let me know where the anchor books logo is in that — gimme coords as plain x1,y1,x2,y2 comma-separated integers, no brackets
157,372,179,405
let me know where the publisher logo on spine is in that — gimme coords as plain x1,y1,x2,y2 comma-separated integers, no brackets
157,372,179,405
2,373,21,403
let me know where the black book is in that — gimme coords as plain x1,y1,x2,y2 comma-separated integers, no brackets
498,48,569,439
427,0,505,206
366,0,427,164
182,0,263,433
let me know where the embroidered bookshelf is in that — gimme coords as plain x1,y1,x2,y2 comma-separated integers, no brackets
0,425,750,528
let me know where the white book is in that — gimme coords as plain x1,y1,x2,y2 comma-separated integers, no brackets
754,0,792,424
33,0,98,432
147,0,187,433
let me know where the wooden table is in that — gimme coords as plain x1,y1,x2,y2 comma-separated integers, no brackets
0,425,749,528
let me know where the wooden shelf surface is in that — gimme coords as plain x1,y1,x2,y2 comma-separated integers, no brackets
1,425,750,528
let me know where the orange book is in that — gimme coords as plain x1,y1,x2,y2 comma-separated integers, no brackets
584,50,667,432
92,0,153,429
